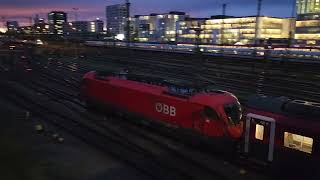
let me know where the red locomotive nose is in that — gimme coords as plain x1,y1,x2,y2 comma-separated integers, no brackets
227,123,243,139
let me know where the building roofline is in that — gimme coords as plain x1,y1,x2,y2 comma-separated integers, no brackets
209,15,292,19
184,17,209,21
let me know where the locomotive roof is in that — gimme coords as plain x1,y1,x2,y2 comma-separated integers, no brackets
95,70,223,96
245,95,320,121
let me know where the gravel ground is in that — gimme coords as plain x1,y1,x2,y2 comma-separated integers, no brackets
0,100,150,180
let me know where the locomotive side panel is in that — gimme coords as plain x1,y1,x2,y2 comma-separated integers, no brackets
86,78,202,130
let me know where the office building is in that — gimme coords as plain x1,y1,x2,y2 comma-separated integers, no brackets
48,11,67,35
200,16,294,45
296,0,320,15
72,21,89,33
295,0,320,44
33,23,50,34
133,14,158,42
33,15,49,34
106,4,128,35
70,19,104,34
157,12,187,42
6,21,19,33
132,11,188,42
90,19,104,33
177,18,208,43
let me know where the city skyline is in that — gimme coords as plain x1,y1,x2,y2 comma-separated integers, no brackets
0,0,294,27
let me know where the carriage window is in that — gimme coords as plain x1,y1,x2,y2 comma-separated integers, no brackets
255,124,264,140
284,132,313,154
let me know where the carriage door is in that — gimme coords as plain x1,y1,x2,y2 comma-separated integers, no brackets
244,113,276,162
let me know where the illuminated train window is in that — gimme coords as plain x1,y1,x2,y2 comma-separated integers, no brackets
284,132,313,154
255,124,264,141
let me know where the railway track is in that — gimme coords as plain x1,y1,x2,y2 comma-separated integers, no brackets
0,77,228,180
36,50,320,103
7,49,282,179
0,44,318,180
27,52,285,179
0,54,270,180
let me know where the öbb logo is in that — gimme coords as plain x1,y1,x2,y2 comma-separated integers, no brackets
155,103,176,117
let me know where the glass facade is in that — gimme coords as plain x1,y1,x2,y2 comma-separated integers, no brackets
296,0,320,14
295,1,320,42
133,12,187,42
48,11,67,35
106,4,128,35
177,18,207,43
177,16,293,45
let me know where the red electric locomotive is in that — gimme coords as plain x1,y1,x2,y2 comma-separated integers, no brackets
81,70,243,151
243,96,319,177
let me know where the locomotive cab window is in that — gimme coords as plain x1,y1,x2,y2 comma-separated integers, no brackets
224,102,242,125
284,132,313,154
203,106,219,120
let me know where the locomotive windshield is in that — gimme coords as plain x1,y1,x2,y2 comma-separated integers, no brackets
224,102,242,125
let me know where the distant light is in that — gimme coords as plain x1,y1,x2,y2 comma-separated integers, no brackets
115,34,125,41
96,18,100,20
235,42,244,45
36,39,44,45
0,27,7,33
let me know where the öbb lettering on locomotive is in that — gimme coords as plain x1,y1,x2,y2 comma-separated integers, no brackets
155,103,176,116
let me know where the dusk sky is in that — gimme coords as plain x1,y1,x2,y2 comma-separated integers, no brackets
0,0,295,26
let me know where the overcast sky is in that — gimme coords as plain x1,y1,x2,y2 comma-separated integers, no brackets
0,0,295,25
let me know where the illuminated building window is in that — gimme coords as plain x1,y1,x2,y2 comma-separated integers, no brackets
255,124,264,140
284,132,313,154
